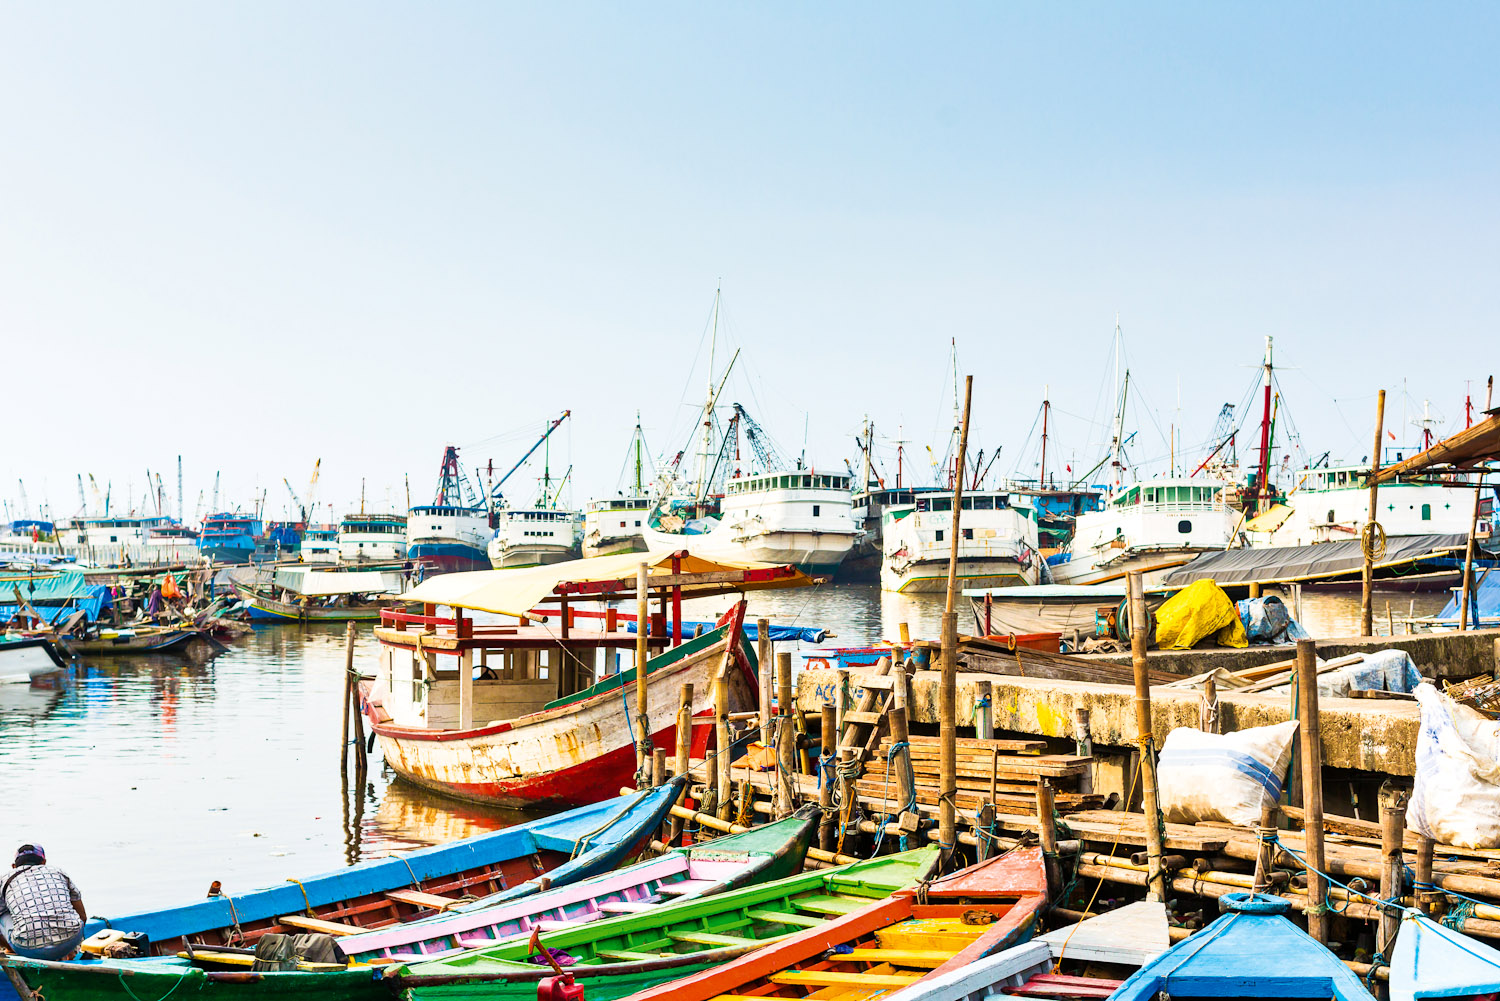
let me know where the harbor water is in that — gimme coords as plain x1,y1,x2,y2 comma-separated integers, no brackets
1,583,1445,916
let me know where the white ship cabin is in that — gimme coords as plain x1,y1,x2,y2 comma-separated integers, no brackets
339,514,408,561
406,505,491,546
496,508,580,545
61,515,178,563
724,471,854,525
1259,464,1478,545
300,526,340,564
586,497,651,535
1072,479,1236,555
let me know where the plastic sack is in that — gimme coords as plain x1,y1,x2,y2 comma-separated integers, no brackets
1235,595,1310,645
1155,579,1248,650
1265,649,1422,698
1407,683,1500,848
1158,720,1298,826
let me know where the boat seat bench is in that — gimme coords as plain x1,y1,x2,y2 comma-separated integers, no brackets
745,908,822,928
791,895,869,916
385,889,461,910
835,948,954,968
1002,973,1123,999
665,931,761,947
594,949,672,962
598,901,656,915
770,971,923,988
277,914,363,936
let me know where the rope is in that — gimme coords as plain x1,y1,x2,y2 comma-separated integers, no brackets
284,878,316,917
1362,520,1388,563
116,972,189,1001
1053,752,1141,972
395,856,422,890
223,894,244,946
870,740,917,856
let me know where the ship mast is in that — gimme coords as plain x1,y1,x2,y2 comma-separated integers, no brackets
1255,335,1274,513
1039,387,1050,489
634,412,644,495
1109,319,1129,489
696,285,722,505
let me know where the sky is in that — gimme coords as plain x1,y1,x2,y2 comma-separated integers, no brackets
2,3,1496,524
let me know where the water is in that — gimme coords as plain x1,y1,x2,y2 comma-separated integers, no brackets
0,582,1445,916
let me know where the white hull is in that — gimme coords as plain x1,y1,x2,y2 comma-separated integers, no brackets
486,538,580,569
1056,480,1238,587
1252,475,1482,548
640,523,852,571
0,643,65,685
582,535,649,558
882,556,1041,594
1048,547,1208,587
648,475,857,571
880,494,1042,594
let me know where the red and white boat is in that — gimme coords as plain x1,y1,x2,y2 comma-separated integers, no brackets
360,551,809,808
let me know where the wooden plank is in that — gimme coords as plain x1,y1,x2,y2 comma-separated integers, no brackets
842,711,885,727
747,908,823,928
277,914,362,935
898,735,1053,753
666,931,762,947
836,949,955,968
384,889,458,910
793,894,868,915
769,971,923,988
597,949,670,961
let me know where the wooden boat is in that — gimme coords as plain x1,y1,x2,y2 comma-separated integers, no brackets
395,848,943,1001
229,566,408,624
60,625,216,656
1110,893,1374,1000
618,846,1048,1001
366,606,754,808
340,808,820,964
1390,907,1500,1001
0,636,68,683
876,900,1169,1001
0,785,682,1001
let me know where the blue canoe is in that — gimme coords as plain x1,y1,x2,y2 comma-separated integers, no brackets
77,779,682,959
1111,893,1375,1000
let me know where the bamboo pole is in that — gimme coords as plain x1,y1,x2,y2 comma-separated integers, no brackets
887,703,917,833
1128,570,1166,902
714,667,732,821
975,679,993,740
660,801,859,865
838,746,856,852
1415,835,1437,917
938,374,973,864
1379,797,1406,955
668,682,693,844
1296,637,1329,944
1461,377,1495,630
635,563,652,783
1036,779,1060,897
651,748,666,788
776,651,796,818
1362,390,1386,636
1253,803,1279,892
818,703,837,850
340,620,354,774
758,617,773,745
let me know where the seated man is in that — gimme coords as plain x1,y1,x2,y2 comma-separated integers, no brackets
0,845,87,960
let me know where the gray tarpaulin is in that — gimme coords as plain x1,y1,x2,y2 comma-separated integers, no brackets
1160,534,1470,587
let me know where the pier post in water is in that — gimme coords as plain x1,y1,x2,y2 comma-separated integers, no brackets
1378,791,1407,956
1128,570,1166,902
341,620,354,773
1296,638,1329,944
1361,390,1386,636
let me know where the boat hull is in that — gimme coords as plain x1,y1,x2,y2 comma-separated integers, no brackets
408,542,491,576
0,638,68,683
60,629,208,656
882,557,1038,594
199,543,256,565
641,526,852,574
486,542,580,570
229,582,394,623
582,534,650,558
367,613,758,809
1048,548,1206,587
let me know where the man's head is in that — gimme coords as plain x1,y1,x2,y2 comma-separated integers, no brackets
13,844,45,867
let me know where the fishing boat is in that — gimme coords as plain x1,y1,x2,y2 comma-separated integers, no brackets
395,848,942,1001
619,846,1049,1001
0,636,68,683
339,808,819,965
366,597,744,806
145,523,202,563
199,512,268,565
408,448,494,576
229,566,408,623
59,514,181,565
1110,893,1373,1000
881,489,1043,593
876,900,1169,1001
340,513,409,563
1389,907,1500,1001
585,418,655,558
0,785,683,1001
1049,478,1240,586
58,624,216,656
487,506,583,569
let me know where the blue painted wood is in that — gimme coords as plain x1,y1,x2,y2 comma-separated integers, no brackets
1109,893,1376,1000
81,779,681,947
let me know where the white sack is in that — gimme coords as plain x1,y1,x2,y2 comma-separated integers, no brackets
1158,720,1298,827
1407,682,1500,848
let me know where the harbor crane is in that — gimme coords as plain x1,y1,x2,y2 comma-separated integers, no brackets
488,411,571,504
731,403,787,475
284,459,322,522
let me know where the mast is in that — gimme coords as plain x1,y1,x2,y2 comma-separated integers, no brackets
896,425,905,488
177,456,183,523
1109,319,1129,488
1256,335,1274,512
861,417,874,494
634,412,644,495
1039,388,1050,489
696,285,722,502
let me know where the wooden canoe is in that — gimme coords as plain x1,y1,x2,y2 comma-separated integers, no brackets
364,604,758,808
393,848,944,1001
61,626,215,656
617,846,1049,1001
230,579,400,623
340,807,820,965
0,786,683,1001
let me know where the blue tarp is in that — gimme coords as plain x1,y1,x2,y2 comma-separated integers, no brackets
1437,569,1500,626
1236,594,1311,645
0,571,113,623
623,619,828,644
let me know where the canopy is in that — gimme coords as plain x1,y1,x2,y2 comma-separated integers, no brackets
1389,909,1500,999
1377,410,1500,482
399,550,812,617
272,567,404,597
1162,533,1471,587
0,570,113,622
964,584,1129,637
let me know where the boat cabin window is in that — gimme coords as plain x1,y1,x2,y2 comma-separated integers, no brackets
932,497,952,512
973,495,993,510
1337,472,1349,486
1179,520,1192,533
1422,503,1431,521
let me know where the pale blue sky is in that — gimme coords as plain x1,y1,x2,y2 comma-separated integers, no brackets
3,4,1496,521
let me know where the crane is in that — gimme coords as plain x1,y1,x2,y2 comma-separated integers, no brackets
489,412,571,503
87,474,105,516
16,479,28,520
304,459,321,523
211,472,220,513
1191,403,1239,478
731,403,786,475
76,475,87,516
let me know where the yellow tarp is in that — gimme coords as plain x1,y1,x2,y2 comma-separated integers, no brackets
1243,504,1294,533
1155,579,1248,650
398,549,812,617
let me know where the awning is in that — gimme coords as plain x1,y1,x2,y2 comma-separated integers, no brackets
399,550,812,617
1161,533,1471,587
1376,411,1500,482
0,570,114,622
272,567,404,597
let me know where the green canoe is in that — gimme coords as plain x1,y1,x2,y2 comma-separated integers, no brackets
393,847,941,1001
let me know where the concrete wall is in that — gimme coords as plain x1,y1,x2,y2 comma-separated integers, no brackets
1080,628,1500,680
